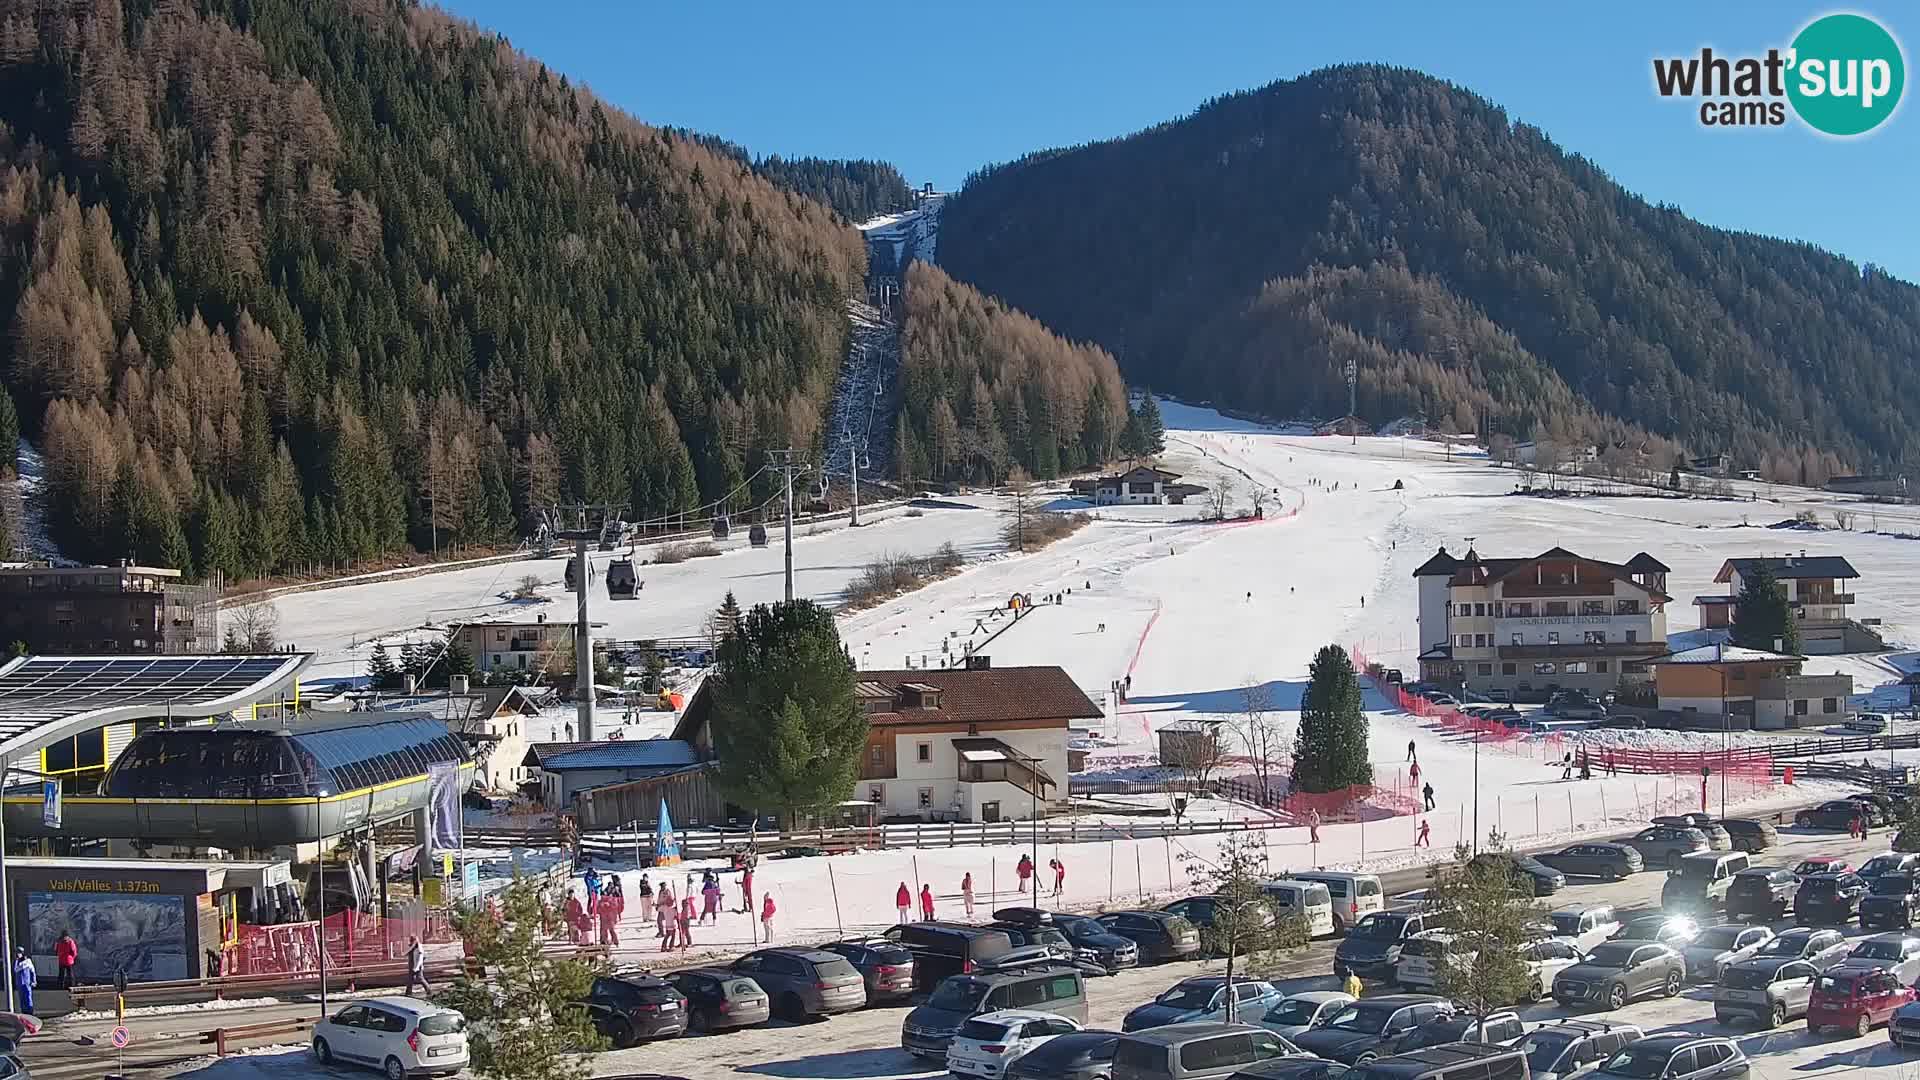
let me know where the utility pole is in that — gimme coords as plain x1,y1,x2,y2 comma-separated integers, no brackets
574,536,595,741
766,451,810,603
1345,358,1358,447
849,441,861,528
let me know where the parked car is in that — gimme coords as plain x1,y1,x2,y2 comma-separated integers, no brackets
1661,852,1750,913
1625,826,1711,871
1548,692,1606,720
1653,815,1734,852
1163,895,1278,956
1797,800,1877,830
1255,992,1355,1041
901,968,1090,1059
1861,852,1920,880
1715,957,1820,1028
1096,910,1202,962
1615,914,1699,949
1395,1012,1525,1052
1595,1034,1747,1080
1835,933,1920,983
1123,977,1285,1032
1347,1044,1531,1080
1551,941,1685,1011
821,938,917,1002
311,997,470,1079
574,974,688,1046
1520,938,1586,1001
730,948,866,1020
1007,1030,1122,1080
1334,911,1442,979
1808,967,1916,1037
662,968,770,1033
1719,819,1778,854
1848,712,1892,734
998,910,1140,973
1113,1023,1302,1080
1518,1019,1645,1080
1860,872,1920,930
1290,995,1454,1066
1752,927,1851,968
883,922,1016,991
1680,924,1774,984
1291,872,1386,934
1260,880,1337,938
1536,844,1643,881
1793,872,1870,925
1228,1061,1350,1080
990,921,1084,962
948,1010,1083,1079
1890,1000,1920,1050
1792,855,1852,878
1726,867,1799,921
1465,851,1564,896
1392,932,1455,991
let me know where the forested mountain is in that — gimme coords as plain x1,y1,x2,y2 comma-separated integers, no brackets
892,261,1126,485
669,131,915,223
941,64,1918,481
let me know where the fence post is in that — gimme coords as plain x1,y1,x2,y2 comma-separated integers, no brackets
829,864,844,937
1568,790,1575,834
1136,845,1145,901
215,1028,228,1056
1164,837,1175,896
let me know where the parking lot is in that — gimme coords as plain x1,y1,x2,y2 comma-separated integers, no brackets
580,820,1920,1079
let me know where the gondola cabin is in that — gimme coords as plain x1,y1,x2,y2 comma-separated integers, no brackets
606,558,639,599
564,558,595,592
748,522,769,548
712,514,731,541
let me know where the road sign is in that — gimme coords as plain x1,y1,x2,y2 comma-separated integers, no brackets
110,1025,131,1048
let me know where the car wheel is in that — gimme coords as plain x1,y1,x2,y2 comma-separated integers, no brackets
384,1056,407,1080
1601,865,1619,881
1333,916,1347,938
1858,1014,1874,1038
1796,813,1812,828
313,1038,334,1066
1527,977,1543,1001
1667,852,1683,872
688,1008,708,1035
610,1019,635,1049
1609,983,1628,1010
1664,971,1682,997
1354,1053,1377,1066
1770,1003,1787,1028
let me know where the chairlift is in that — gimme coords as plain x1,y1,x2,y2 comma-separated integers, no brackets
811,478,829,502
859,452,872,470
712,513,732,542
748,522,769,548
606,557,640,600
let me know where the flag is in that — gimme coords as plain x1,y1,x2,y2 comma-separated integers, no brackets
427,762,462,854
655,797,682,866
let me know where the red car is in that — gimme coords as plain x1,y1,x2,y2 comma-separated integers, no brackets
1808,967,1915,1037
1795,856,1852,877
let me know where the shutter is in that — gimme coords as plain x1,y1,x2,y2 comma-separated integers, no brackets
104,722,137,769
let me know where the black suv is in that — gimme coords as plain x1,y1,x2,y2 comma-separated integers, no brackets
994,909,1139,972
1795,873,1870,926
1797,800,1877,830
1334,911,1443,980
576,973,688,1046
1727,868,1799,921
1094,910,1201,962
1861,873,1920,930
1518,1019,1645,1079
1861,852,1920,879
1720,819,1778,853
882,922,1016,991
1291,995,1454,1065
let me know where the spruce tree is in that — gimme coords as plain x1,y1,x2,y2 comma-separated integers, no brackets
1135,394,1166,456
1293,644,1373,793
0,391,17,473
1730,563,1800,654
368,641,399,690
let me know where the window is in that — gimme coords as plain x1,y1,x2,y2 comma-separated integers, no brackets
1694,1043,1733,1068
918,787,932,808
1546,601,1570,616
1180,1035,1248,1072
1511,633,1523,646
1823,697,1838,713
917,743,931,762
1475,634,1489,647
1509,602,1533,617
1595,661,1609,673
1502,663,1517,675
1563,662,1588,674
1794,699,1809,716
869,785,884,803
1534,663,1557,675
1457,635,1472,647
1584,630,1606,645
1474,603,1487,617
869,746,883,765
1547,631,1560,645
1581,601,1606,616
1625,630,1638,643
1615,599,1641,615
1477,664,1493,676
495,629,506,642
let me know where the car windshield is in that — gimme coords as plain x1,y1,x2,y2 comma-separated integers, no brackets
1405,1019,1470,1048
1817,974,1863,997
1760,934,1809,957
1521,1030,1576,1075
1853,940,1905,960
1794,861,1835,875
1352,914,1408,939
1871,876,1913,895
926,980,989,1012
1057,916,1101,936
1581,943,1638,968
1864,856,1905,875
1263,999,1323,1026
1324,1005,1394,1034
1798,878,1840,898
1695,927,1743,949
1551,914,1584,936
1156,983,1220,1009
1602,1046,1675,1079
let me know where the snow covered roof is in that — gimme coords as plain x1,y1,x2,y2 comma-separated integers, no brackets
522,738,700,771
1655,644,1804,665
1715,556,1859,582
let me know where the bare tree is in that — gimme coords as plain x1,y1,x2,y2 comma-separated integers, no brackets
1003,466,1035,551
1206,472,1237,521
1230,679,1287,804
513,574,543,599
221,599,281,652
1161,722,1228,799
1248,486,1270,518
1533,441,1563,491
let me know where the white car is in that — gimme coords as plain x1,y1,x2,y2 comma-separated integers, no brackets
947,1010,1081,1079
312,997,469,1080
1521,938,1584,1000
1681,923,1774,983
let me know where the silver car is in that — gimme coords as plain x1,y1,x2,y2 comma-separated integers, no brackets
1714,957,1819,1028
1626,826,1710,871
1681,924,1773,983
1254,991,1354,1040
1832,933,1920,983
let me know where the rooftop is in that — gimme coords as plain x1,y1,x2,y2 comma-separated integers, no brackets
1716,556,1860,582
523,738,701,771
1656,644,1804,665
853,666,1103,727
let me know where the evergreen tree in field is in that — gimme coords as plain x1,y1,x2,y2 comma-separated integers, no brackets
445,879,605,1080
1427,842,1542,1013
0,391,17,473
1293,644,1373,792
400,641,425,682
707,600,868,827
1730,563,1799,655
1134,394,1166,456
368,642,399,690
1181,833,1309,994
706,590,744,642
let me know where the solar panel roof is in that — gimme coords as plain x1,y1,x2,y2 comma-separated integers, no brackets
0,654,309,751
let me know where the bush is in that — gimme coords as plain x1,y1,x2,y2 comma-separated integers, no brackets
904,507,925,517
843,544,965,608
1003,510,1087,551
654,541,720,564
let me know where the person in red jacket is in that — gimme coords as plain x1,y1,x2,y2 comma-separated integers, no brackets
919,883,935,921
54,931,78,989
761,892,777,940
896,882,912,923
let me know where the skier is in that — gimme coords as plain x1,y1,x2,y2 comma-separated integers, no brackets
12,948,36,1016
1408,759,1420,786
677,894,695,950
1050,857,1066,897
896,882,912,924
1307,808,1322,845
920,883,935,921
407,936,431,996
1016,854,1035,894
1422,781,1435,811
1406,740,1417,762
599,891,621,945
1560,753,1575,781
1416,819,1432,848
584,867,601,909
701,877,722,923
1579,751,1592,781
761,892,778,940
1360,595,1364,608
637,874,654,922
564,891,587,946
740,866,754,914
961,872,976,916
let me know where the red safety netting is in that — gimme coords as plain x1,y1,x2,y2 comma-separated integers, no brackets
226,910,459,977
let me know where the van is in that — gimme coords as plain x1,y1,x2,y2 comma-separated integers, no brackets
1261,880,1336,938
1547,905,1621,953
1661,851,1749,912
1113,1022,1299,1080
1394,932,1455,991
900,967,1089,1059
1848,712,1890,734
1346,1042,1528,1080
1292,872,1384,934
884,921,1016,991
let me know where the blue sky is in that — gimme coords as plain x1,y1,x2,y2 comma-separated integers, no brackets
441,2,1917,283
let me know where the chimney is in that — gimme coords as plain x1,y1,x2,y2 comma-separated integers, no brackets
966,654,992,671
537,613,546,623
450,674,470,696
403,673,418,695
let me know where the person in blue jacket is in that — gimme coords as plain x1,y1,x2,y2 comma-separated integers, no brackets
12,947,36,1015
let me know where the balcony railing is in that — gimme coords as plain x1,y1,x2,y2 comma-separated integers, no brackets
1498,642,1666,659
1750,674,1854,700
1796,593,1855,606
